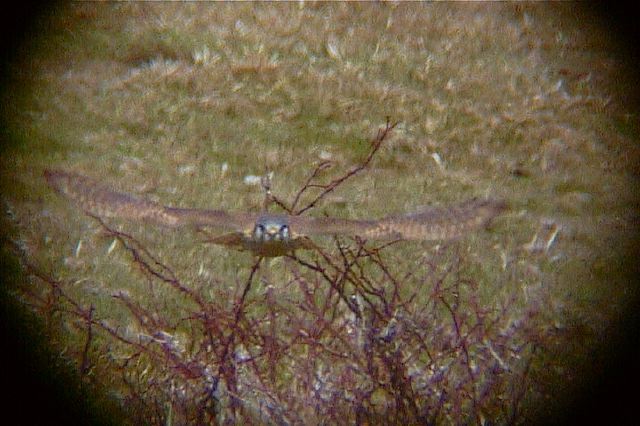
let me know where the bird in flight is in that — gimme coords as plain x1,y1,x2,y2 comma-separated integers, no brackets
44,169,506,257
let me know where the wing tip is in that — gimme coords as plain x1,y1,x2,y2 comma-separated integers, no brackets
468,198,508,226
43,168,70,193
43,168,58,183
44,169,92,197
485,198,509,215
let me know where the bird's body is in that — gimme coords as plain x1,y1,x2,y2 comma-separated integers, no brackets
44,169,506,257
207,214,317,257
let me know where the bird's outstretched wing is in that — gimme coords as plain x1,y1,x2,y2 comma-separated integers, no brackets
288,198,506,241
45,169,506,242
44,169,257,232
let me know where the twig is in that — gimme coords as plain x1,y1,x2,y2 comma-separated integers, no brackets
92,215,206,309
80,304,95,381
295,118,398,215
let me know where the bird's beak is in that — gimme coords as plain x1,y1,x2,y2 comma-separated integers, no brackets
266,225,280,238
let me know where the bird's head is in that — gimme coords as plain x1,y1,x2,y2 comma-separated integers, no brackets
253,215,290,242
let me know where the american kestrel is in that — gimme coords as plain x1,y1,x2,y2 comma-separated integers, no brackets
45,169,506,257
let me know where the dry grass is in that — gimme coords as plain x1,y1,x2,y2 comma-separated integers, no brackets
1,3,638,424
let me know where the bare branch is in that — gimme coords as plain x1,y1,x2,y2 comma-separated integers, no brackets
295,118,399,215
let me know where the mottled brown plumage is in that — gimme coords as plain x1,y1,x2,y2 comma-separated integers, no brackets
45,169,506,257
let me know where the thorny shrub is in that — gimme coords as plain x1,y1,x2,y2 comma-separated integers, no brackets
11,121,555,425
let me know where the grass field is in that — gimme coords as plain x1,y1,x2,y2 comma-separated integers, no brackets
1,3,638,424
